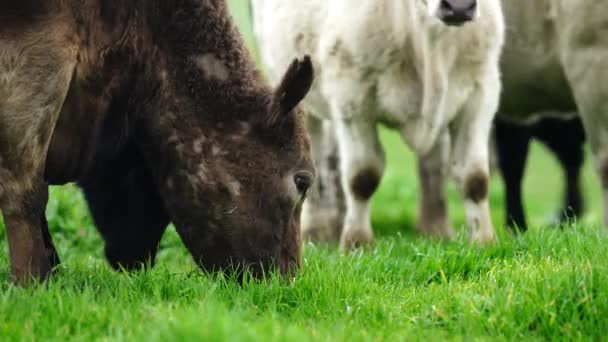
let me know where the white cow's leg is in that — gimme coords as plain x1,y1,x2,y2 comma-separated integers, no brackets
558,12,608,229
451,121,495,243
334,117,384,251
450,73,500,243
414,130,455,239
580,115,608,230
301,114,345,243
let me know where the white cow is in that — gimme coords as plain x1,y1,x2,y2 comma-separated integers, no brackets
252,0,505,249
497,0,608,228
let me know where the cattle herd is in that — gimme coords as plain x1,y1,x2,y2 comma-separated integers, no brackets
0,0,606,285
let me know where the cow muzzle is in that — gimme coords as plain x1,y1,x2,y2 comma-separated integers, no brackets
436,0,477,26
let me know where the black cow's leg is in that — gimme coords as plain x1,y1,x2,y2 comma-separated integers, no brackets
494,118,531,232
0,35,76,284
533,117,586,224
2,183,59,284
80,164,169,271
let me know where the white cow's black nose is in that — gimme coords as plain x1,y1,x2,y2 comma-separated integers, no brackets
437,0,477,26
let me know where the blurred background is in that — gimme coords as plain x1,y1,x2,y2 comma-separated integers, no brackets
225,0,604,236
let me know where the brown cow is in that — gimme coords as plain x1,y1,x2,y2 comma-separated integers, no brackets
0,0,315,284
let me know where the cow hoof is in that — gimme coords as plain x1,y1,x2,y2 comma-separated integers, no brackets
417,220,455,240
302,208,344,243
11,260,54,286
547,207,579,227
469,229,496,245
302,226,340,244
339,228,374,252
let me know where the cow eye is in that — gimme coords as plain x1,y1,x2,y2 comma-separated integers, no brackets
294,171,314,196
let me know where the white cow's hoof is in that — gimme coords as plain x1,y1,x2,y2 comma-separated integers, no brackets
301,208,344,243
417,219,456,240
339,227,374,252
469,229,497,245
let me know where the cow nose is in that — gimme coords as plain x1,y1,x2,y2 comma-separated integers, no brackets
437,0,477,26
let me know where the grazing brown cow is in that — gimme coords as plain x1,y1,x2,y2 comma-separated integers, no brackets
0,0,315,284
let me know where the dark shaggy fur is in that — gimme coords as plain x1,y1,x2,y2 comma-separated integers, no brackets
0,0,315,284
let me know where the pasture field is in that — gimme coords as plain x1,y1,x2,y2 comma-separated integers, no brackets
1,1,607,340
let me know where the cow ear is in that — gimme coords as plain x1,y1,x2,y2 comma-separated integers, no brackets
266,55,314,127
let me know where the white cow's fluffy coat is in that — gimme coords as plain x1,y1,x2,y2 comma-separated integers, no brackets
253,0,505,247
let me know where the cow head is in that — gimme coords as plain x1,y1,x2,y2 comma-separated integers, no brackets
148,56,315,280
424,0,478,26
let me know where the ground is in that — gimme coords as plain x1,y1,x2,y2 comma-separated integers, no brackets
0,1,607,340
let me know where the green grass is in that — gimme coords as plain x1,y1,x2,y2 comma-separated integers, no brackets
0,1,607,340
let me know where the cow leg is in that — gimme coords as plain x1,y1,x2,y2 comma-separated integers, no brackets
414,130,454,238
0,40,75,283
560,72,608,226
301,114,345,243
334,117,384,251
494,118,531,232
40,206,61,268
1,183,60,284
450,75,500,244
533,117,586,224
572,109,608,230
556,2,608,230
80,160,169,271
452,125,495,243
